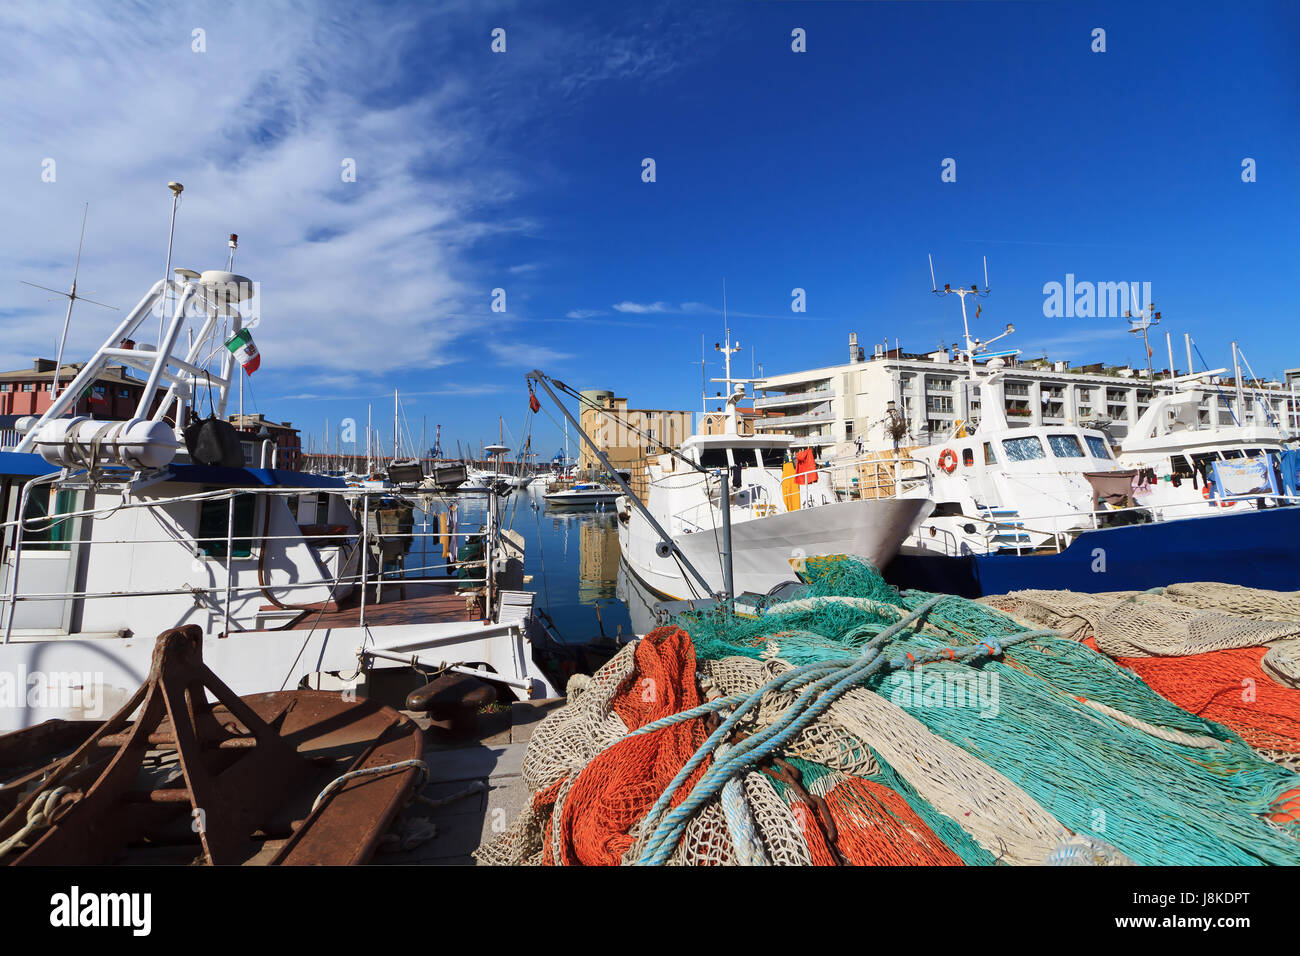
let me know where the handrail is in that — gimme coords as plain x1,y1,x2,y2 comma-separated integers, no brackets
931,493,1300,555
0,480,501,637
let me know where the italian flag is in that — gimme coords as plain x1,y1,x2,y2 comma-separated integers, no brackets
224,328,260,375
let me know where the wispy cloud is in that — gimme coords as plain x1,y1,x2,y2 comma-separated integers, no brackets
488,341,572,366
565,309,605,319
0,1,701,392
613,301,675,314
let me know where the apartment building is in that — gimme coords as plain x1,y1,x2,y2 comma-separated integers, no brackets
755,333,1297,460
577,389,693,474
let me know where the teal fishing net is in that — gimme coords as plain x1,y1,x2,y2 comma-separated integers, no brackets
674,556,1300,865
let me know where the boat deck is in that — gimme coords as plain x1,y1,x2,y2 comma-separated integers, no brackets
281,589,480,630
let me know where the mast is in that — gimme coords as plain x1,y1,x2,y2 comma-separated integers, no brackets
393,387,399,461
366,404,372,472
159,182,183,349
1232,341,1245,424
20,203,117,404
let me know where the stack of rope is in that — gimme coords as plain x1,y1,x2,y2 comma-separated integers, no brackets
479,558,1300,866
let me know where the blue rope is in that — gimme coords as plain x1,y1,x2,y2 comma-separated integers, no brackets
630,595,1050,865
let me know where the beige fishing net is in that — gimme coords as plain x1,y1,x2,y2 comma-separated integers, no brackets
982,587,1300,658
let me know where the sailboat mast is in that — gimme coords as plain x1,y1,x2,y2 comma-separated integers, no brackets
393,388,399,460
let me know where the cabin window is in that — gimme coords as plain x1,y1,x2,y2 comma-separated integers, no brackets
1244,448,1264,459
1221,449,1245,459
1084,436,1110,459
1170,455,1194,480
198,493,256,559
698,448,731,469
22,487,77,552
961,448,975,467
1190,452,1220,476
983,443,997,465
1046,434,1085,458
758,447,787,468
1001,436,1046,461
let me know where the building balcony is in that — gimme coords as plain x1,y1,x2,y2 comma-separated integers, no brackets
753,386,833,409
754,402,833,428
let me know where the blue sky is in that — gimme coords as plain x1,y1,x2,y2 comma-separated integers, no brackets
1,0,1297,463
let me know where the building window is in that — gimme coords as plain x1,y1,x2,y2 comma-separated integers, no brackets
198,493,256,559
21,384,34,392
118,387,131,398
0,384,9,392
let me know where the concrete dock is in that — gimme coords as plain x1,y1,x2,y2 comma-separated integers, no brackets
376,699,563,865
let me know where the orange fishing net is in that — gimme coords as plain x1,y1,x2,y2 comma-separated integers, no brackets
553,626,712,865
1114,646,1300,754
822,775,966,866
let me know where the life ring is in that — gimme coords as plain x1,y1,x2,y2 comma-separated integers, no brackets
938,449,958,474
1203,484,1235,507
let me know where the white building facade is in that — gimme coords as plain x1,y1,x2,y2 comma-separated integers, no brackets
754,334,1298,461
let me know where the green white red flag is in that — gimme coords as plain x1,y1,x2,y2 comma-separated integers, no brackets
224,328,260,374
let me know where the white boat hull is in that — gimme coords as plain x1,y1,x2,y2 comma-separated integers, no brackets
618,496,932,600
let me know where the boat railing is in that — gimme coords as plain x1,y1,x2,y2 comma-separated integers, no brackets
0,482,499,643
664,456,934,531
802,457,933,500
920,493,1300,557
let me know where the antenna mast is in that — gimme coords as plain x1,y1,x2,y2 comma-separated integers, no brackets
20,203,118,403
1124,292,1161,380
159,181,183,348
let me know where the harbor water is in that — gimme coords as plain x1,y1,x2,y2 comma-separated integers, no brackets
411,484,640,644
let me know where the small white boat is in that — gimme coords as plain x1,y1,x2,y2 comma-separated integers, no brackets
545,482,621,509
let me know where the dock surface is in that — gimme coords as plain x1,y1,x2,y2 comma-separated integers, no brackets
376,699,561,865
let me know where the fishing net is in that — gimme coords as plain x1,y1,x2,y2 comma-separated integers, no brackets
480,556,1300,866
982,589,1300,657
984,586,1300,765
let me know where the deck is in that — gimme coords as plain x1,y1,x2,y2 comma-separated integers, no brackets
280,590,480,630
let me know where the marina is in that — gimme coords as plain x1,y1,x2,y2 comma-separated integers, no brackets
1,4,1299,941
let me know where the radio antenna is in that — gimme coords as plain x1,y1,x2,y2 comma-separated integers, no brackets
19,203,118,402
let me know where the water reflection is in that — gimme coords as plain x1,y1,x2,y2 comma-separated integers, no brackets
401,488,647,642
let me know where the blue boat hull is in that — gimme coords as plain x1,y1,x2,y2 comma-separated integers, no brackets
883,506,1300,597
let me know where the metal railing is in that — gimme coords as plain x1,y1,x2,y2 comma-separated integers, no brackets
0,482,499,643
914,493,1300,557
659,457,934,532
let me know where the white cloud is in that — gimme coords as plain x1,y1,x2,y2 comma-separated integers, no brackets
488,341,571,366
565,309,605,319
613,301,674,314
0,1,700,390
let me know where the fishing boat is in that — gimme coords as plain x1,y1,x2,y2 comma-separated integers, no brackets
530,329,931,601
870,282,1300,595
0,191,557,733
